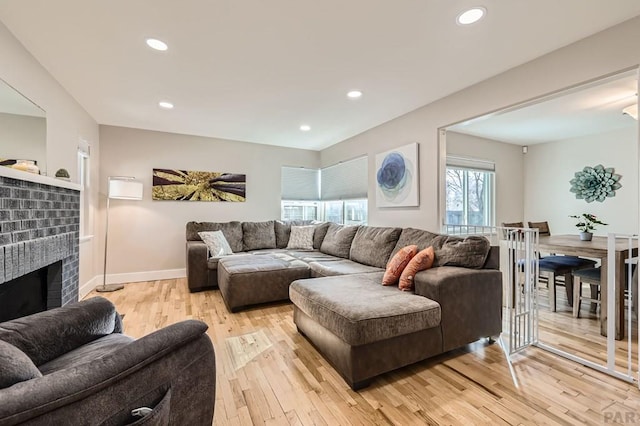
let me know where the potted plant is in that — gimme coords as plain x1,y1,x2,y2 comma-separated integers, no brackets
569,213,607,241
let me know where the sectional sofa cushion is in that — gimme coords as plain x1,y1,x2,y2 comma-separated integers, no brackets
382,245,418,285
308,259,383,277
218,253,311,311
320,224,359,258
274,220,292,248
289,273,441,346
399,246,435,291
349,226,402,268
390,228,491,269
198,230,233,257
0,340,42,388
286,250,343,263
287,226,315,250
390,227,440,257
312,222,330,249
432,235,491,269
242,220,277,251
186,221,244,252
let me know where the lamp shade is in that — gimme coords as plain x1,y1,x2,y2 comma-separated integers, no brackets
108,177,143,200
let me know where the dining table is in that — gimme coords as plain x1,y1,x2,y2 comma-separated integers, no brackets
538,234,637,340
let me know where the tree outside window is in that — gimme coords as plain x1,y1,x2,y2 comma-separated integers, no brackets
446,167,494,226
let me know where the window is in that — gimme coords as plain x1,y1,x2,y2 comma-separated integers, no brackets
445,156,495,227
280,157,368,225
343,200,368,225
281,201,319,221
78,141,92,237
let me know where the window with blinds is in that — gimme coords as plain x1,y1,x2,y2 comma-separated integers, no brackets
281,156,368,225
281,167,320,200
320,156,368,201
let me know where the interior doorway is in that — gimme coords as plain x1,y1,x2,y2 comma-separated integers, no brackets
438,68,639,384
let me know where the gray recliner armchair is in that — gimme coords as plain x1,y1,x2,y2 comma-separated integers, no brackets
0,297,216,425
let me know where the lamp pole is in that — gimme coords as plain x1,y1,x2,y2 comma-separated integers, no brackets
97,179,124,292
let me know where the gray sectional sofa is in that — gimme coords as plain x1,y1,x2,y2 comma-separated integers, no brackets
185,220,502,389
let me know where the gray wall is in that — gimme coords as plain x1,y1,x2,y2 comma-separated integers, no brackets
99,125,319,279
321,17,640,232
525,126,638,235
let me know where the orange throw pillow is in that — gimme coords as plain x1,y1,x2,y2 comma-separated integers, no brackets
382,245,418,286
399,246,435,291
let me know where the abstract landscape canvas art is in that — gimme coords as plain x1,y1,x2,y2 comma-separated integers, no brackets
375,143,419,207
152,168,246,201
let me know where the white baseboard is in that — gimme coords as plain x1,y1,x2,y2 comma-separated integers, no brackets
81,269,187,297
79,275,100,300
106,268,186,285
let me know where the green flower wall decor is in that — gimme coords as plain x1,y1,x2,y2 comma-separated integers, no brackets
569,164,621,203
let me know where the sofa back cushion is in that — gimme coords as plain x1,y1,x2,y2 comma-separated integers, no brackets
432,235,491,269
320,224,359,258
186,221,244,252
312,222,330,249
391,227,491,269
242,220,277,251
0,340,42,389
349,226,402,268
390,227,441,258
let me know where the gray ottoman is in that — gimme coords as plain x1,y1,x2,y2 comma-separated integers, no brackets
218,254,311,312
289,272,443,390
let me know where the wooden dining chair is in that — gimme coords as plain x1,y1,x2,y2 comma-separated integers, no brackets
572,267,601,318
528,221,596,312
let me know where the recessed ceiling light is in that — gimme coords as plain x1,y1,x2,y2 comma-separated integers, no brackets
347,90,363,99
300,124,311,131
158,101,174,109
456,7,486,25
146,38,168,51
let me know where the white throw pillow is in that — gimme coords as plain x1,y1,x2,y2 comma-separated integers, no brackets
286,225,315,250
198,231,233,257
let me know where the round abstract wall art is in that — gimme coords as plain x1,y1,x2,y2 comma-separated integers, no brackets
375,143,419,207
569,164,621,203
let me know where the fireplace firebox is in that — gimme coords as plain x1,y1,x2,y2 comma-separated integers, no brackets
0,260,62,322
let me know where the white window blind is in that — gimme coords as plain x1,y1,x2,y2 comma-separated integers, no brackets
281,167,320,200
320,156,368,200
446,155,495,172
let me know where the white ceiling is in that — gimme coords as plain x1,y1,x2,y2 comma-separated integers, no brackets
1,1,640,150
450,72,638,145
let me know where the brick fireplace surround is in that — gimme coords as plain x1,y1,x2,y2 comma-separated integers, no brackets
0,172,80,311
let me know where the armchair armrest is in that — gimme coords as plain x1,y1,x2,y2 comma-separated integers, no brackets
186,240,211,291
0,320,215,426
0,297,121,366
414,267,502,351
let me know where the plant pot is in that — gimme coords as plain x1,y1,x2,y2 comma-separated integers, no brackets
579,232,593,241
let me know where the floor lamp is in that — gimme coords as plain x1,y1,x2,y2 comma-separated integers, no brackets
97,176,144,293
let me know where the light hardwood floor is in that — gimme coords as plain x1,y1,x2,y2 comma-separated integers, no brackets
536,283,638,374
88,279,640,425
